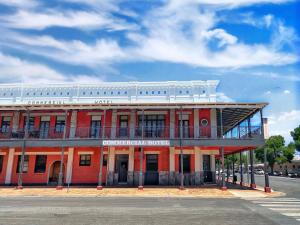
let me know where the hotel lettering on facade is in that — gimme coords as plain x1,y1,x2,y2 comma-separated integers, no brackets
0,81,267,188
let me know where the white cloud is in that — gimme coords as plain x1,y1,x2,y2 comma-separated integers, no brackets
0,52,104,83
216,92,235,102
268,110,300,143
0,0,38,8
0,9,137,31
283,90,291,94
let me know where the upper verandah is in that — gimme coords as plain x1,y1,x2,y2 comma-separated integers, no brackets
0,80,219,105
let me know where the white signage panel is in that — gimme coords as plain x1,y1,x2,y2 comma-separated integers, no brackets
102,140,170,146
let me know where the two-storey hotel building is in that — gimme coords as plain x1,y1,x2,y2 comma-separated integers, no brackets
0,80,268,190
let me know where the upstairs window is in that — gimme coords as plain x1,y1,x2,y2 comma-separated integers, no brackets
17,155,29,173
24,117,35,132
79,154,91,166
34,155,47,173
1,116,11,133
55,116,65,133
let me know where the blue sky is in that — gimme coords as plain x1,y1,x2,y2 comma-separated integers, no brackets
0,0,299,143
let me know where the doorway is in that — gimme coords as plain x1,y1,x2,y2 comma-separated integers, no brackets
145,154,159,185
40,121,50,139
48,161,64,185
203,155,212,182
115,154,128,183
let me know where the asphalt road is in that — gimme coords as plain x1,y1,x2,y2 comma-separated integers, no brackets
0,176,299,225
0,197,298,225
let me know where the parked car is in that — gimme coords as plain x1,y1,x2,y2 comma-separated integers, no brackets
254,169,264,175
288,172,298,178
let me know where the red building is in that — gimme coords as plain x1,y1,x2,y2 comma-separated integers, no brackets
0,81,268,190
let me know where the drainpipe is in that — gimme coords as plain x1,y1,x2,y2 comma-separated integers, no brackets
179,106,184,190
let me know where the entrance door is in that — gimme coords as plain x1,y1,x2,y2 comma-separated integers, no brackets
203,155,212,182
48,161,64,185
40,121,50,139
115,154,128,183
145,154,159,185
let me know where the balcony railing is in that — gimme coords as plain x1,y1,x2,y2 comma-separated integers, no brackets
0,125,262,140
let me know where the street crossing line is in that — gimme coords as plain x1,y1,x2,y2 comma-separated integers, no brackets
245,197,300,224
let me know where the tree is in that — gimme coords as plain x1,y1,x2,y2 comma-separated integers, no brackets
291,125,300,152
255,135,286,174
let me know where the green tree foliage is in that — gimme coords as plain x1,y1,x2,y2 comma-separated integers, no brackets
255,135,295,174
291,125,300,152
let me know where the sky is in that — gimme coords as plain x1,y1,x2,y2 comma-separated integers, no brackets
0,0,299,143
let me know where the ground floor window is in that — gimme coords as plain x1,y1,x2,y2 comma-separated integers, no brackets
79,154,91,166
16,155,29,173
34,155,47,173
179,154,191,173
0,155,3,173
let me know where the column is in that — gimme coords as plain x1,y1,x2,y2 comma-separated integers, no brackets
226,156,230,183
97,110,106,190
210,154,216,183
69,110,77,138
138,110,144,190
130,109,136,138
210,109,217,138
111,109,117,139
5,148,15,184
128,146,134,185
169,109,175,139
194,109,199,138
240,151,243,186
66,147,74,184
232,154,235,184
107,147,115,186
194,147,201,185
169,147,175,185
199,152,204,184
250,150,256,188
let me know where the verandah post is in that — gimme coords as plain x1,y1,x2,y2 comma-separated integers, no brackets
240,151,244,186
138,109,144,190
97,109,106,190
179,106,184,190
57,110,68,190
17,109,30,189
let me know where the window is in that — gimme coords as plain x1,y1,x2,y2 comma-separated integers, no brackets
79,154,91,166
55,116,65,133
179,154,190,173
119,115,128,137
200,118,209,126
138,115,165,138
34,155,47,173
24,117,35,132
0,155,3,173
17,155,29,173
179,119,189,138
103,154,107,166
1,116,11,133
90,116,101,138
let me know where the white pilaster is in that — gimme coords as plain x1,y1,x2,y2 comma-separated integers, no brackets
194,109,199,138
194,147,200,172
199,152,203,172
169,147,175,171
211,155,216,172
5,148,15,184
66,147,74,184
108,147,115,172
210,109,217,138
128,146,134,172
12,112,20,132
111,110,117,138
170,109,175,139
69,110,77,138
130,109,136,138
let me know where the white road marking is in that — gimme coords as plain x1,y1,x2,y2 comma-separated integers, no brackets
281,213,300,217
270,208,300,211
260,204,300,207
253,201,300,204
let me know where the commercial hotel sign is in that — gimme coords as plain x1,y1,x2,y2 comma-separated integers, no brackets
102,140,170,146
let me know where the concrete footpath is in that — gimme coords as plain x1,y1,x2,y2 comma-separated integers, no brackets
0,187,284,198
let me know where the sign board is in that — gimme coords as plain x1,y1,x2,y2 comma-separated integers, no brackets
102,140,170,146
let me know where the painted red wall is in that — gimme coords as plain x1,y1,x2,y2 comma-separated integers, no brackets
0,149,9,184
11,147,66,184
